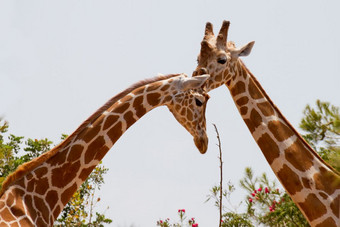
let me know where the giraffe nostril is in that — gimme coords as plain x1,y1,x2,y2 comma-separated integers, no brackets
199,68,208,75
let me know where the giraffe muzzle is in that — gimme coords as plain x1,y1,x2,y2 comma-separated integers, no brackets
194,134,208,154
192,67,208,77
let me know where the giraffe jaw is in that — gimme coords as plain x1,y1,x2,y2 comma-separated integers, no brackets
194,134,208,154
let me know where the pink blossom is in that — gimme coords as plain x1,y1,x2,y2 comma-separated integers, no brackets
251,193,256,197
192,223,198,227
257,187,262,192
249,198,253,203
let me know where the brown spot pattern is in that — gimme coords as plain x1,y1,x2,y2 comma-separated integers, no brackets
146,82,162,92
230,81,246,96
46,190,58,210
240,106,248,115
302,177,311,189
103,114,119,130
268,120,294,142
298,194,327,221
244,119,255,133
7,193,14,207
133,96,146,118
186,109,193,121
85,136,106,164
53,205,61,221
277,164,303,195
19,218,33,226
82,123,101,143
160,84,170,91
250,109,263,129
248,78,264,100
257,133,280,165
107,121,123,144
113,102,130,114
94,145,110,161
51,161,80,188
236,96,249,106
257,102,274,116
330,194,339,218
124,111,136,129
147,92,161,106
314,167,339,195
67,144,84,162
35,167,48,178
1,208,15,222
46,149,67,166
315,217,337,227
35,177,49,195
61,183,77,206
24,195,36,221
284,140,314,172
79,165,96,182
33,196,49,223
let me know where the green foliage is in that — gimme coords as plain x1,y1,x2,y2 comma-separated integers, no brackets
157,210,198,227
0,119,112,226
207,167,309,226
300,100,340,171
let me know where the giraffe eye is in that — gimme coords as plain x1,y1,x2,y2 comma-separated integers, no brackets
217,57,227,64
195,98,203,107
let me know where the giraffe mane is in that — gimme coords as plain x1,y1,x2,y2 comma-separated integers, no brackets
0,73,180,196
239,59,340,176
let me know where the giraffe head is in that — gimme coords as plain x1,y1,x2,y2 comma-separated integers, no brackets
193,20,255,91
165,74,210,154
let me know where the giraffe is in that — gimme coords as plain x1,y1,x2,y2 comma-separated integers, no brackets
0,73,210,226
193,21,340,226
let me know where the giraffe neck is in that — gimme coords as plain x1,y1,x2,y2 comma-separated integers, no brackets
0,76,176,226
224,60,340,226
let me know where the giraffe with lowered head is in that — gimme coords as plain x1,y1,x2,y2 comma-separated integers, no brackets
0,73,210,226
193,21,340,226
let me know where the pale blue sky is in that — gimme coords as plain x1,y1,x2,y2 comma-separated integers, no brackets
1,1,339,226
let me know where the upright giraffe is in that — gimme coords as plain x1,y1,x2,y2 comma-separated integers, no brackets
193,21,340,226
0,73,210,226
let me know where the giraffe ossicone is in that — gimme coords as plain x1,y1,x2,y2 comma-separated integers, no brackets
194,20,340,227
0,73,210,226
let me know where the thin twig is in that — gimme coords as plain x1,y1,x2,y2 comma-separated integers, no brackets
213,123,223,227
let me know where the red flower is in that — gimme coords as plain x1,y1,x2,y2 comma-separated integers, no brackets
251,193,256,197
265,187,269,193
249,198,253,203
257,187,262,192
192,224,198,227
182,209,185,213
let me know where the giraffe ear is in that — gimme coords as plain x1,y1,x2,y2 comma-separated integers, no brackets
181,74,210,91
231,41,255,58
